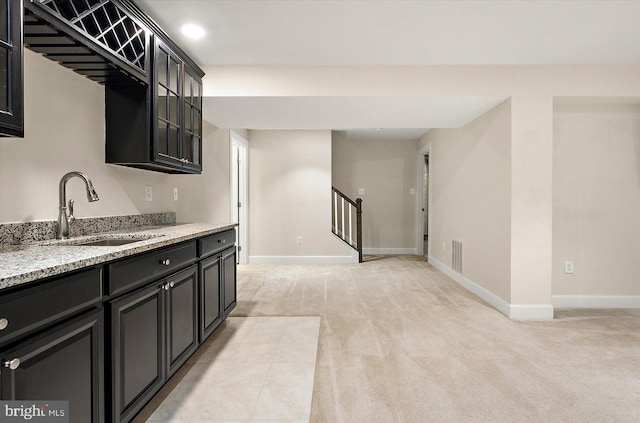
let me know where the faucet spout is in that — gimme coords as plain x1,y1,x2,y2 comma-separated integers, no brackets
57,171,100,239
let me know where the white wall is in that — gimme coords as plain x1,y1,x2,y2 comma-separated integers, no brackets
204,64,640,316
421,100,512,303
248,130,353,262
553,99,640,297
332,133,417,252
0,49,229,225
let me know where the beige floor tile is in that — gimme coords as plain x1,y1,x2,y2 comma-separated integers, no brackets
196,386,263,420
273,342,318,363
251,387,314,421
264,362,316,388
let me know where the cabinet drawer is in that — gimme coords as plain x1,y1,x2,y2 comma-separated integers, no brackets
0,268,102,346
199,230,236,258
108,241,197,296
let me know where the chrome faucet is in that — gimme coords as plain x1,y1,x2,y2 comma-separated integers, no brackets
57,171,100,239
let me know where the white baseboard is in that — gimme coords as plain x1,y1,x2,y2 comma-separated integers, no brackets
428,256,511,318
509,304,554,320
249,254,358,264
363,248,417,255
428,256,554,320
552,295,640,309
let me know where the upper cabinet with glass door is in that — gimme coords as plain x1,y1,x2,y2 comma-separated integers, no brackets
0,0,24,137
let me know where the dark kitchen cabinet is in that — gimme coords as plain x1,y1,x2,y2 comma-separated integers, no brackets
165,265,198,377
109,264,198,423
109,282,164,423
23,0,151,84
0,0,24,137
198,254,222,342
222,247,237,318
0,308,105,423
198,247,235,343
105,37,204,174
197,229,237,342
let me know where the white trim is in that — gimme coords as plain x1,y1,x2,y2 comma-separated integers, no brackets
509,305,554,321
429,256,511,317
363,248,417,255
416,143,432,257
249,255,358,264
429,256,555,320
552,295,640,309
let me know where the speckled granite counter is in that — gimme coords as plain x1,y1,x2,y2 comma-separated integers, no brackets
0,222,237,291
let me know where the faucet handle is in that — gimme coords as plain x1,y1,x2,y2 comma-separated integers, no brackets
68,199,75,224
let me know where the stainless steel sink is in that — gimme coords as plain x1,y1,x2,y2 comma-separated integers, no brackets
73,238,149,247
47,234,165,247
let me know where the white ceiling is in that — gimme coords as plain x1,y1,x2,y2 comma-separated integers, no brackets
137,0,640,139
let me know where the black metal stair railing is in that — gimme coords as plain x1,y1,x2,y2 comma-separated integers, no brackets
331,187,363,263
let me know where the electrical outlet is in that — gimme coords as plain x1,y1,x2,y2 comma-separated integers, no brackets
296,236,303,245
409,188,416,195
442,241,446,251
145,185,152,201
564,260,574,274
358,188,365,195
173,187,179,201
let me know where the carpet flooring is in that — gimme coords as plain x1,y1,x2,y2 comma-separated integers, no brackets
233,255,640,423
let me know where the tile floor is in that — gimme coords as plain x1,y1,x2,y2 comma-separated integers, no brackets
133,316,320,423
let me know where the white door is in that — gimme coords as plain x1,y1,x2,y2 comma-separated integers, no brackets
231,131,249,264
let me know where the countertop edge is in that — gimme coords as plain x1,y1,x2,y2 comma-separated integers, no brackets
0,223,237,291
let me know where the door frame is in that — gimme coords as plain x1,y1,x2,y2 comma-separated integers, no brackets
416,143,432,258
230,130,249,264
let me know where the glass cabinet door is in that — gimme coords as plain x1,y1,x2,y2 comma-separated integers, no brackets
182,65,202,171
154,41,182,166
0,0,23,137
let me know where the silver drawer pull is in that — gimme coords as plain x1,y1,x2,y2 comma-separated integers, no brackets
218,239,226,243
169,281,175,288
4,358,20,370
0,318,8,330
161,258,171,266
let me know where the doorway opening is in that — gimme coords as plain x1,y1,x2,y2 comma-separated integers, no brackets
416,143,431,259
231,131,249,264
423,155,429,257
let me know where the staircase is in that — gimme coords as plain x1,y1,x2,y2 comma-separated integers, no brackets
331,187,363,263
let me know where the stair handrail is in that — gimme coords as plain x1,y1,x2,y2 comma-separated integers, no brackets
331,186,363,263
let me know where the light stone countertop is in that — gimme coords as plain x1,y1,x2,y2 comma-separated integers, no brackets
0,222,237,291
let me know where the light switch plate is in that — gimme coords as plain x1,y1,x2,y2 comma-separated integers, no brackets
173,187,179,201
145,185,152,201
358,188,365,195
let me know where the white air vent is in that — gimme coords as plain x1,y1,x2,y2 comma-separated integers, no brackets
452,240,463,273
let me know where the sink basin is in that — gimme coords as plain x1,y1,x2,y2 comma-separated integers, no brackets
74,238,150,247
48,234,165,247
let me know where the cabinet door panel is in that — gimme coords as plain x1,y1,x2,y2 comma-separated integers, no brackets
110,284,164,423
166,265,198,376
199,255,222,342
0,0,23,137
0,309,104,423
222,248,237,317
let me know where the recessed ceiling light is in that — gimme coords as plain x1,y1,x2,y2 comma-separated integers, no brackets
181,23,206,40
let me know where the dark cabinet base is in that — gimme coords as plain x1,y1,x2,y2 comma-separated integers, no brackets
0,308,105,423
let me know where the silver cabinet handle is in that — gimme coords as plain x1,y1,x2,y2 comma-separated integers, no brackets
161,258,171,266
0,318,8,330
163,283,170,291
218,239,226,244
4,358,20,370
169,281,175,288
